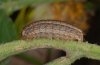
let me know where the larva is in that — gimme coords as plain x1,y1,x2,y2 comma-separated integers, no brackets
22,20,83,41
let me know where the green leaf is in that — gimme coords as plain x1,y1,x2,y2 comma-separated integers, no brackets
0,9,18,43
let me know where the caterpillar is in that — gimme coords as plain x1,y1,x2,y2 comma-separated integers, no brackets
22,20,83,41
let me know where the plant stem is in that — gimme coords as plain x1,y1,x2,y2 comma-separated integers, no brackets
0,39,100,65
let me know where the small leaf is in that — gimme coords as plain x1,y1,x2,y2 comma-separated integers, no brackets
0,9,18,43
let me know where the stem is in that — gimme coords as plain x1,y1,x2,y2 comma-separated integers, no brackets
0,39,100,65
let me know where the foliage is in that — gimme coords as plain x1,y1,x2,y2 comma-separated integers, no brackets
0,9,17,43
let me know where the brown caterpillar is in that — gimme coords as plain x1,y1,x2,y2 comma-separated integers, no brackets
22,20,83,41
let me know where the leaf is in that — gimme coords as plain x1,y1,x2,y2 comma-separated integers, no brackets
0,9,18,43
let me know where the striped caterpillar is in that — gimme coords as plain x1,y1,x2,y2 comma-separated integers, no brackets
22,20,83,41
